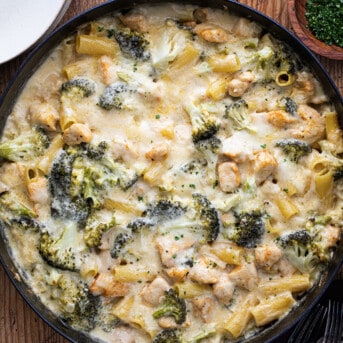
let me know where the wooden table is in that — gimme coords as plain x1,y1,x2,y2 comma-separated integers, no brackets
0,1,342,342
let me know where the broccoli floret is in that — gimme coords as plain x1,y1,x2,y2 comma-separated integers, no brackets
49,142,138,221
0,192,36,218
153,288,186,325
61,78,96,98
192,193,220,242
83,214,116,248
143,199,186,222
180,158,208,174
110,231,133,259
225,210,265,248
275,138,312,163
224,99,254,132
38,223,86,271
194,136,222,186
276,230,319,273
334,166,343,181
153,329,181,343
9,216,41,231
56,275,99,331
115,29,150,60
279,97,298,115
0,126,49,162
98,82,134,110
157,194,220,243
49,149,91,223
184,102,219,143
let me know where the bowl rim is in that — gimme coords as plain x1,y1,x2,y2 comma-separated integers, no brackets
0,1,343,342
287,0,343,60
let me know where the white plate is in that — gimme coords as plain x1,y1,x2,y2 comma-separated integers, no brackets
0,0,71,64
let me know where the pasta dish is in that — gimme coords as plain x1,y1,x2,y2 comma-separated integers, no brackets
0,3,342,342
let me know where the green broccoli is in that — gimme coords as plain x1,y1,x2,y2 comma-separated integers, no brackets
153,288,187,325
224,99,254,132
180,158,208,175
49,149,91,223
276,230,320,273
194,136,222,186
0,192,36,218
184,102,219,143
224,210,265,248
83,214,116,248
275,138,312,163
56,275,99,331
49,142,138,221
157,194,220,243
0,126,49,162
114,29,150,61
98,82,134,110
61,78,96,98
279,97,298,115
153,329,181,343
143,199,186,222
38,223,86,271
334,166,343,181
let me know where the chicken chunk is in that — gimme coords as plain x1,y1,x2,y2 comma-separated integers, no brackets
228,262,258,290
255,243,283,270
28,102,59,131
119,13,148,32
321,225,340,250
63,123,93,145
253,150,278,185
90,272,130,297
267,110,296,128
218,162,241,193
212,274,235,305
140,276,170,306
166,267,189,282
156,235,195,268
192,295,215,323
188,256,221,284
145,142,170,161
194,23,230,43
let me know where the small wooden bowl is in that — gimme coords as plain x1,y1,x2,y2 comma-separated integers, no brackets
288,0,343,60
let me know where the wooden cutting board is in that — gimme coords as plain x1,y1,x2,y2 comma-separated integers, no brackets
0,1,342,343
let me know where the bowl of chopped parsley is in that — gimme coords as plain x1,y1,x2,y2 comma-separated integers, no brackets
288,0,343,60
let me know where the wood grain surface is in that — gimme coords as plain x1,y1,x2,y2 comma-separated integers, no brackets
0,1,342,343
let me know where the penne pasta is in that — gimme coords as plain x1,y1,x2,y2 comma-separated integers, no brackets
76,34,118,56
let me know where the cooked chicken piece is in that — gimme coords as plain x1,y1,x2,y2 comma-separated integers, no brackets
227,78,249,98
232,17,261,37
145,142,170,161
90,272,130,297
166,267,189,282
140,276,170,306
218,162,241,193
212,274,235,305
63,123,92,145
271,257,297,276
267,110,296,128
156,235,195,268
192,295,215,322
28,102,59,131
26,176,49,205
289,104,325,144
119,13,148,32
253,150,278,185
222,137,252,163
188,256,221,284
98,55,116,85
321,225,340,250
238,71,255,83
255,243,283,270
194,23,230,43
157,316,178,329
228,262,258,290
